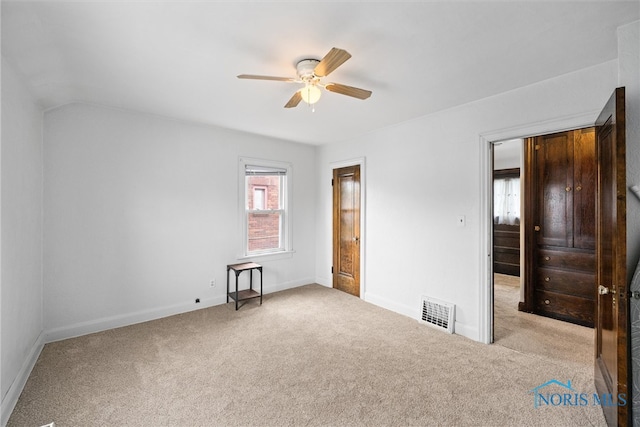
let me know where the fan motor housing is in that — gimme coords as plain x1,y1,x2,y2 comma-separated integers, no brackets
296,59,320,81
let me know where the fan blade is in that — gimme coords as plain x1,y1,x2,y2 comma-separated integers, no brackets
284,91,302,108
237,74,296,82
314,48,351,77
325,83,372,100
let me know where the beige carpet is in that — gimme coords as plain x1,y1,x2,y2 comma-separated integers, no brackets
493,273,594,367
8,284,605,426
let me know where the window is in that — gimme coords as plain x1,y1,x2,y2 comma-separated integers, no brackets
239,158,292,257
493,169,521,225
253,187,266,210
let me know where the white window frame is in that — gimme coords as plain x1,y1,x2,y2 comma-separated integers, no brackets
238,157,293,260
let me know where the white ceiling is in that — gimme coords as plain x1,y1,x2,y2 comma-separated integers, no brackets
2,1,639,145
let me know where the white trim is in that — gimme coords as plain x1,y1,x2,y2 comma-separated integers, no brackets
330,157,366,300
365,290,478,340
236,250,295,262
478,138,493,344
453,322,479,340
478,112,599,345
45,297,227,343
481,110,598,142
238,156,293,259
1,332,45,427
365,291,417,319
45,278,313,344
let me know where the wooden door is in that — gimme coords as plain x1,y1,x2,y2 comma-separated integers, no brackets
535,131,574,248
528,128,596,327
594,87,628,427
573,128,597,250
333,165,361,297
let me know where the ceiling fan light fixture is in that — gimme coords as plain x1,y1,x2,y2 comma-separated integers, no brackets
300,84,322,105
237,48,371,109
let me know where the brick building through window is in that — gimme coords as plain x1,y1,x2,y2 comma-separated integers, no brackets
246,175,282,252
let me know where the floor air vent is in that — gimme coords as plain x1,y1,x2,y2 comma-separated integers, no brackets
419,297,455,334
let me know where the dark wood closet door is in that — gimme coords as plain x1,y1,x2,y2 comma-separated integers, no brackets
530,128,596,327
573,128,596,250
535,132,574,248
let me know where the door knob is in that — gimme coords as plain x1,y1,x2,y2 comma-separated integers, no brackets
599,285,610,295
352,236,359,243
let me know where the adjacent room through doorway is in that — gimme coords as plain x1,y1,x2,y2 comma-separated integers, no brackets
491,137,593,366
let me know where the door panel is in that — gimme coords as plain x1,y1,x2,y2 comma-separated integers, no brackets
333,165,361,297
536,132,574,248
529,129,596,327
573,128,597,250
594,87,628,427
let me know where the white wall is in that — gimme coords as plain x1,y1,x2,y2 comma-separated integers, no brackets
493,139,522,171
617,20,640,426
316,60,618,341
0,57,44,424
43,104,316,340
620,21,640,280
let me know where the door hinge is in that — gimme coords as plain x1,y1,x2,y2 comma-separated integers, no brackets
331,179,334,186
331,266,334,274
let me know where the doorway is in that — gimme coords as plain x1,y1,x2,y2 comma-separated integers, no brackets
480,113,597,345
491,135,596,365
483,89,629,426
332,163,362,297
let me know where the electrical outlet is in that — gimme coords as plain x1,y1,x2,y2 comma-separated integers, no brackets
210,279,216,288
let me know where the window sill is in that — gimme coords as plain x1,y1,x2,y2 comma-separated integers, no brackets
237,250,295,263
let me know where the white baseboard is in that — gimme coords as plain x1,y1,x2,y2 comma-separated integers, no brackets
1,331,45,427
364,291,478,341
264,277,315,294
45,296,226,343
314,276,331,287
453,322,479,341
45,278,313,343
364,291,420,321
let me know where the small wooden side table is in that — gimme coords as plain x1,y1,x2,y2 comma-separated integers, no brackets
226,262,263,310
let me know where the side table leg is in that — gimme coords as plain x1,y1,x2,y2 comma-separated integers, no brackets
226,267,230,304
259,267,263,305
235,271,241,311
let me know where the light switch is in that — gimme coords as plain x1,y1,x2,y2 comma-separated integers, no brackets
457,215,466,227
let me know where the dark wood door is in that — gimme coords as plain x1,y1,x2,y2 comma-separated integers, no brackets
594,87,628,427
535,131,574,248
333,165,361,297
573,128,597,250
528,128,596,327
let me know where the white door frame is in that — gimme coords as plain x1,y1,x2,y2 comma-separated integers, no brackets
478,112,597,344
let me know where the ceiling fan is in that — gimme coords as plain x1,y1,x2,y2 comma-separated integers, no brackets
237,47,372,110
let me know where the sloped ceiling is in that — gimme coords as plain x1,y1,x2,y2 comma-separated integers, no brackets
2,1,639,145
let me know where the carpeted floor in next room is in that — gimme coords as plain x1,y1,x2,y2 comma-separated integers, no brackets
8,282,604,426
493,273,593,367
